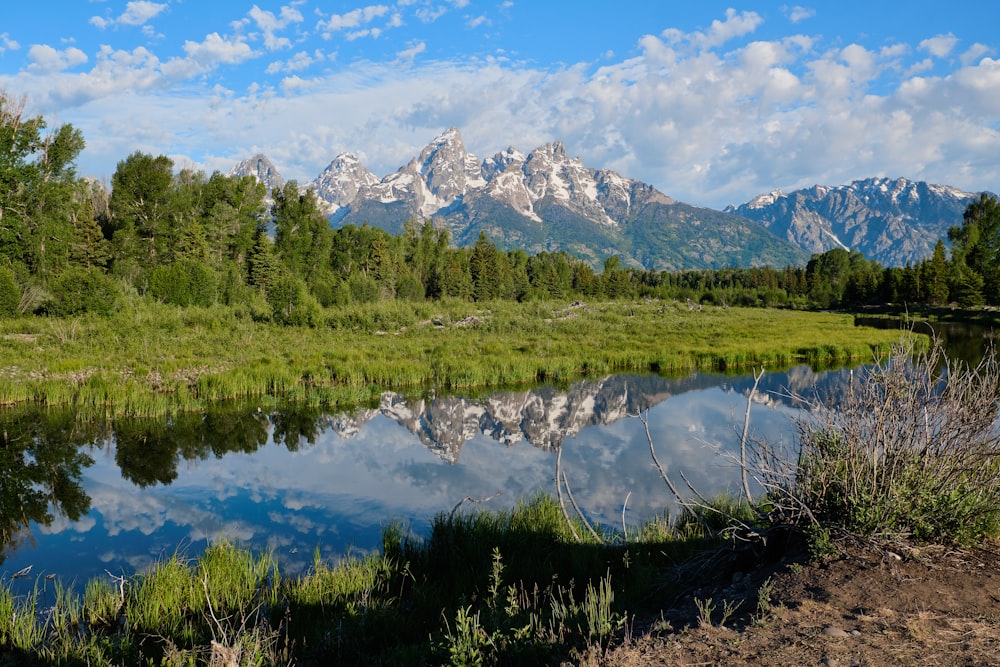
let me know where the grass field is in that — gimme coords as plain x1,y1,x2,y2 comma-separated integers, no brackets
0,298,911,416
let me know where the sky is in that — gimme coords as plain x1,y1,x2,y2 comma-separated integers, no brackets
1,1,999,209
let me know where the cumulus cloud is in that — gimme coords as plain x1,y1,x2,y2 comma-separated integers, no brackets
248,4,304,51
91,1,167,29
960,42,991,66
784,5,816,23
318,5,389,37
27,45,88,73
0,32,20,54
179,32,255,68
396,40,426,62
919,33,959,58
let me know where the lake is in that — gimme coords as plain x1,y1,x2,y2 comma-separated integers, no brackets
1,318,991,590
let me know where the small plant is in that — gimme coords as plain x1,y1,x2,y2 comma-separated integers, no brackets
442,605,489,667
806,523,838,562
693,597,716,627
753,576,776,624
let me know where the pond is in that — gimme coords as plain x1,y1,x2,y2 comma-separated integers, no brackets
0,318,991,590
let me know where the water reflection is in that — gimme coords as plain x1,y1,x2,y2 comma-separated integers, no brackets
0,366,855,588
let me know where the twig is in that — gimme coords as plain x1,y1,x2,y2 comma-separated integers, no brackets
449,492,502,520
622,491,632,542
555,447,582,543
561,468,602,542
740,367,765,503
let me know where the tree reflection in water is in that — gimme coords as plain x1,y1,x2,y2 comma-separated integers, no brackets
0,408,99,564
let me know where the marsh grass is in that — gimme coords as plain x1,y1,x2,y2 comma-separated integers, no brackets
0,299,907,417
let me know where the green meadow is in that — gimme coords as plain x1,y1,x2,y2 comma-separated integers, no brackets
0,299,909,417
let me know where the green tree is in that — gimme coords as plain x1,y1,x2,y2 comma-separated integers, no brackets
0,266,19,316
921,240,951,306
949,194,1000,304
0,93,86,277
107,151,175,268
47,266,122,316
273,181,332,283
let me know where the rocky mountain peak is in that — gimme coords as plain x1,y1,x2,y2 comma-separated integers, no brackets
730,176,983,266
229,153,285,195
310,152,379,215
230,129,810,270
412,127,486,205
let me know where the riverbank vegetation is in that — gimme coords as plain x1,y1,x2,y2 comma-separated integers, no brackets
0,299,907,416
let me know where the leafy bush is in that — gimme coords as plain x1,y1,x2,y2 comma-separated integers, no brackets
48,267,123,317
267,273,322,326
761,337,1000,545
148,258,218,307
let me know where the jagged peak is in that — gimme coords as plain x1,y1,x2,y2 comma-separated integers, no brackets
530,140,568,161
326,151,363,167
229,153,285,193
747,189,786,208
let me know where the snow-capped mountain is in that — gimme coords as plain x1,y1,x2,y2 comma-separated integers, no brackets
311,153,379,212
727,177,984,267
229,153,285,198
296,128,805,270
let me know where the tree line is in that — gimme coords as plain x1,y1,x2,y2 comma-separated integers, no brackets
1,92,997,323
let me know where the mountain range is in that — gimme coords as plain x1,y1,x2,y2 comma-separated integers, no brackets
231,129,986,269
319,366,850,463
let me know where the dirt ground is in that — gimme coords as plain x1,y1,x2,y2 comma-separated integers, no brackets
591,536,1000,667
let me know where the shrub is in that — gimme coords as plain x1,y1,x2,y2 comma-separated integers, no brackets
759,337,1000,545
48,267,122,317
267,273,322,326
148,258,218,307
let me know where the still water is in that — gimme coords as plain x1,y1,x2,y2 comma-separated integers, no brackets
0,318,991,589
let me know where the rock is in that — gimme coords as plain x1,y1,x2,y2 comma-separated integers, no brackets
823,626,850,638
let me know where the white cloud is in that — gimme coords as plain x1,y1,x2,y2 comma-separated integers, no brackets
396,41,426,62
919,33,959,58
248,4,304,51
119,1,168,26
785,6,816,23
467,15,488,29
266,49,323,74
961,43,992,66
688,9,764,50
318,5,389,36
91,1,167,29
180,32,255,68
0,32,21,54
27,45,88,73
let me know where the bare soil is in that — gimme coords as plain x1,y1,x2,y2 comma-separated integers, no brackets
592,536,1000,666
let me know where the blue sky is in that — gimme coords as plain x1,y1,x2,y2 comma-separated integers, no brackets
1,1,998,207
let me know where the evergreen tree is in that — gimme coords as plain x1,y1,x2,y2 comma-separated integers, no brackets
273,181,332,283
949,194,1000,304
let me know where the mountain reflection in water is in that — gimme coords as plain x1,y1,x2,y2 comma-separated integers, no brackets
0,367,849,589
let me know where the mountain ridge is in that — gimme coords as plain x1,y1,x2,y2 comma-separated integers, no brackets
231,131,987,269
727,177,986,266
